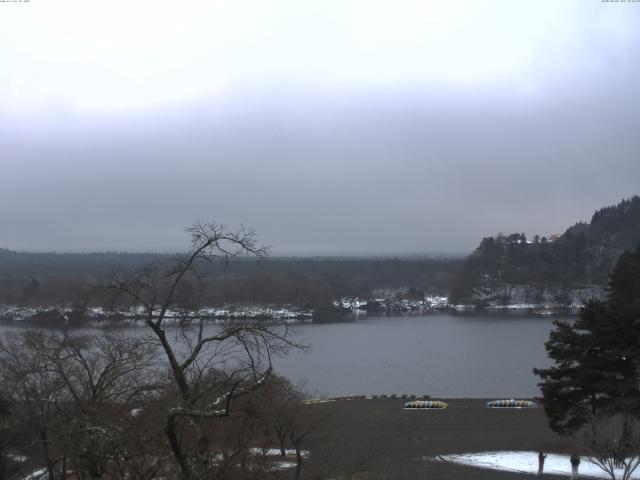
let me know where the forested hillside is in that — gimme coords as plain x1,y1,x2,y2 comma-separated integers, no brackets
0,250,461,311
451,196,640,305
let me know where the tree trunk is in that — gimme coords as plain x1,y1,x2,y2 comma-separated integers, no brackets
197,427,211,473
150,324,191,400
165,414,192,480
294,446,302,480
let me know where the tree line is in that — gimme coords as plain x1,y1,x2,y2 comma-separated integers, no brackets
0,249,461,313
451,196,640,303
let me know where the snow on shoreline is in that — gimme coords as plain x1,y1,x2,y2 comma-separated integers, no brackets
335,296,579,313
431,451,640,479
334,295,450,312
0,294,580,326
0,304,314,324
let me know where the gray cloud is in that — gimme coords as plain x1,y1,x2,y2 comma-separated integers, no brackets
2,78,639,255
1,2,639,255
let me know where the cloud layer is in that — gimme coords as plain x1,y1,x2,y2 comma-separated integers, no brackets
1,1,639,254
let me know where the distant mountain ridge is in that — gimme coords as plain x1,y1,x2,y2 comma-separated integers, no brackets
450,196,640,306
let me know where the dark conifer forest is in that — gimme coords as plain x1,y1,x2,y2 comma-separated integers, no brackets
451,196,640,303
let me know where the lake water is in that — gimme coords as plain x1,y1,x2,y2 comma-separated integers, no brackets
272,312,557,398
0,312,560,398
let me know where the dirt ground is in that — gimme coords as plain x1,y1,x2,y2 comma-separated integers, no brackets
303,398,574,480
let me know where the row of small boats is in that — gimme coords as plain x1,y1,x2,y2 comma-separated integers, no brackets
404,400,449,409
404,399,537,409
486,399,537,408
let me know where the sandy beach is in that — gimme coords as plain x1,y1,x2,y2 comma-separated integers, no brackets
304,398,574,480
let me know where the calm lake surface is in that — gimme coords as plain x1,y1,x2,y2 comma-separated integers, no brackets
273,312,557,398
1,312,560,398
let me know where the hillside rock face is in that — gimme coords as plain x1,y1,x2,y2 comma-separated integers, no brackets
451,196,640,307
462,279,605,308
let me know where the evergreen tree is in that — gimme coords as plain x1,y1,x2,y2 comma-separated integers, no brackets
608,245,640,311
534,244,640,436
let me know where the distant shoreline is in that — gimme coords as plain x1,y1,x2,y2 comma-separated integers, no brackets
0,301,580,326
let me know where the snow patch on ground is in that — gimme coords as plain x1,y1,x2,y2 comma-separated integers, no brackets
21,468,47,480
248,448,309,458
273,461,298,470
432,451,640,479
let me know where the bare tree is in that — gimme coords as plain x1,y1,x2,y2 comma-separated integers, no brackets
584,414,640,480
244,375,327,479
0,394,21,480
1,330,71,479
0,329,160,480
106,222,304,480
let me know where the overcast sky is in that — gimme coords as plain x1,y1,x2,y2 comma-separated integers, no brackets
1,0,639,255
